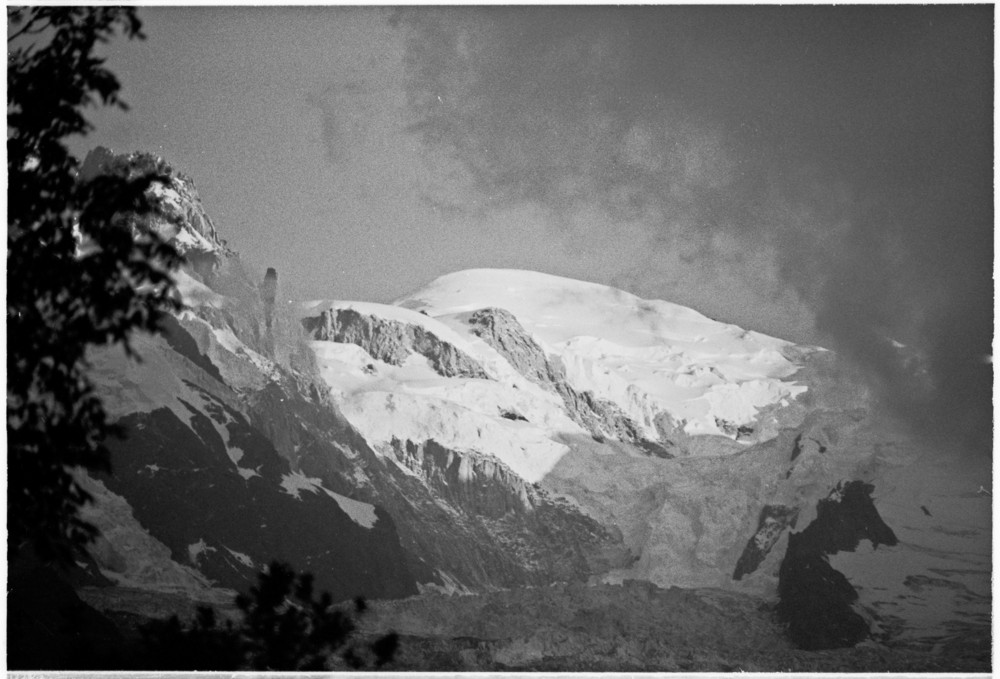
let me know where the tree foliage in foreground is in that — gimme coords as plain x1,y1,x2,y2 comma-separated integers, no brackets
7,6,182,562
139,562,399,670
7,10,400,669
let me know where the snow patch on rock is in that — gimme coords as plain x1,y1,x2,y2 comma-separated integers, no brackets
279,471,378,528
280,470,324,499
187,538,216,566
184,385,258,479
224,546,255,569
321,488,379,529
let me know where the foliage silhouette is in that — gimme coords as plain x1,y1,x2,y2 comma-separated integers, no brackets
139,562,399,670
8,10,400,672
7,6,182,563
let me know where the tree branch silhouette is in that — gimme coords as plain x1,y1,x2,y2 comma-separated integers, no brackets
7,6,181,563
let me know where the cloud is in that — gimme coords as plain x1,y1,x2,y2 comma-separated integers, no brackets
394,6,992,453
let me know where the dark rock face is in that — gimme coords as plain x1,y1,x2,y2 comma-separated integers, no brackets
236,358,629,593
364,437,630,590
101,384,419,602
302,308,490,379
158,314,224,383
557,381,651,447
261,267,277,331
467,308,668,455
777,480,898,650
652,411,744,457
467,307,557,386
390,438,534,518
790,433,805,462
778,543,869,651
732,505,799,580
790,481,898,555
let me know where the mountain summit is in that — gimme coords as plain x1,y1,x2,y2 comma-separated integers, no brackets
63,152,991,671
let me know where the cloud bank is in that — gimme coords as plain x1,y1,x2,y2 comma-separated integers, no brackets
394,6,993,453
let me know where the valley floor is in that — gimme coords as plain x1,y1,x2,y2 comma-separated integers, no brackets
77,580,990,673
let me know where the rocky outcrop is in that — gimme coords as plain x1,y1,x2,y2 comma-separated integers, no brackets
388,438,535,518
370,437,632,590
80,147,230,281
652,412,744,457
541,407,895,596
261,267,278,331
466,307,558,385
99,382,419,601
777,480,898,650
303,308,490,379
556,379,629,440
158,313,225,384
467,308,669,455
732,505,799,580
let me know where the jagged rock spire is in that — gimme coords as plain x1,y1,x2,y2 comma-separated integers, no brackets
261,267,278,331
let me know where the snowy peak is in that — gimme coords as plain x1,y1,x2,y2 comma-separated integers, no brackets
399,269,808,441
80,147,230,275
298,269,811,485
396,268,763,348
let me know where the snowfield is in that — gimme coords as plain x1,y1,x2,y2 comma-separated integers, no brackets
298,298,587,482
306,335,580,483
300,269,809,476
397,269,807,440
280,471,379,529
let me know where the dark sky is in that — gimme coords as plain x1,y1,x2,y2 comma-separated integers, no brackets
70,6,993,453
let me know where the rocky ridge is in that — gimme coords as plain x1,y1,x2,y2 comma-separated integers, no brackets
302,306,490,379
80,147,229,279
467,307,669,455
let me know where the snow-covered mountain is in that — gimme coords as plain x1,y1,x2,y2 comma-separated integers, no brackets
399,268,809,439
296,268,814,480
69,151,990,669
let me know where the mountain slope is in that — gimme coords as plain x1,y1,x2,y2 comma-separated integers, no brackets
298,267,988,656
78,153,630,602
73,152,989,667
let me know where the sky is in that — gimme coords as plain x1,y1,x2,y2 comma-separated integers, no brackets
68,6,993,454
